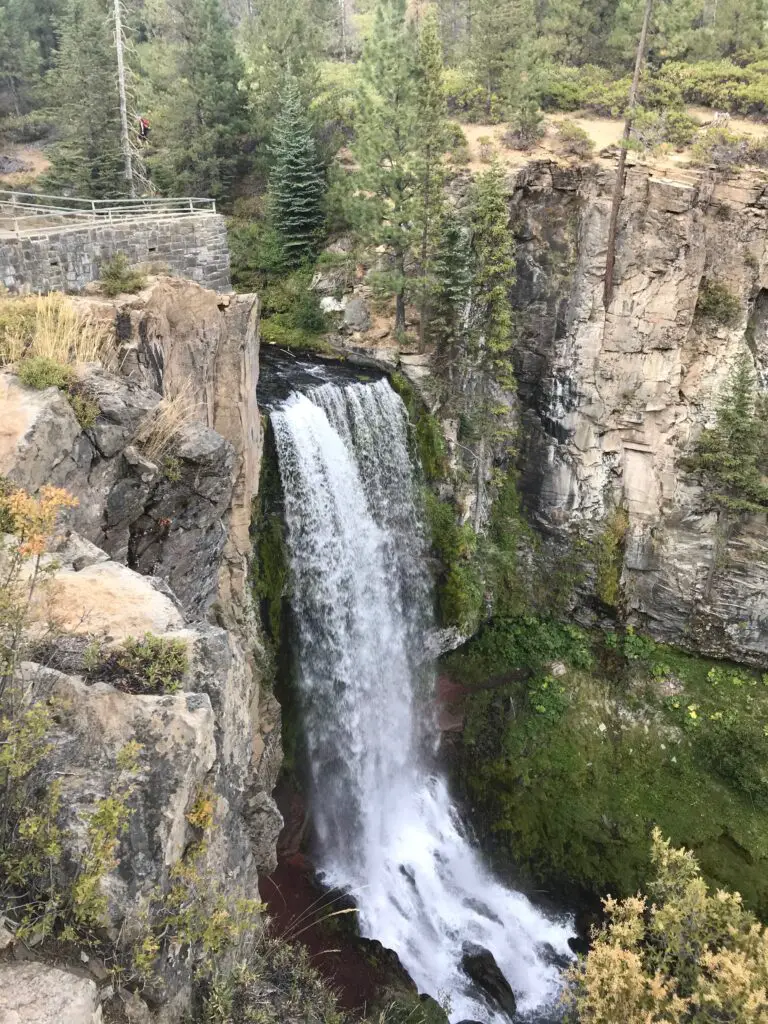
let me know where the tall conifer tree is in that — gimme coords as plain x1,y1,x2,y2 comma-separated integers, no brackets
152,0,251,201
352,0,418,333
470,160,516,389
268,77,326,266
413,6,449,346
46,0,125,198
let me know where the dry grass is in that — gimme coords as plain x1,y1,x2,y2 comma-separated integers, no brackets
135,381,198,462
0,293,114,370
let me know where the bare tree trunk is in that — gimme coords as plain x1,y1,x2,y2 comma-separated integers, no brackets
113,0,134,197
339,0,348,60
419,153,433,350
473,435,486,534
603,0,653,310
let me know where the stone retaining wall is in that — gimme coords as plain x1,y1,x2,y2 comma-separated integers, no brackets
0,213,231,293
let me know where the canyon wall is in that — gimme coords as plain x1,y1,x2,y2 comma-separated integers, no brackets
509,160,768,664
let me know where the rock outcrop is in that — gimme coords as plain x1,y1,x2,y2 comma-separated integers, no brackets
0,278,282,1018
507,160,768,663
0,961,102,1024
326,160,768,665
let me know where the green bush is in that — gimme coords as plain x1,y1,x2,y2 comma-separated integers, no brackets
695,279,741,325
99,253,146,298
502,106,545,151
18,355,74,390
690,125,750,169
659,58,768,117
113,633,189,694
631,107,699,151
594,508,628,608
557,119,594,158
444,62,497,122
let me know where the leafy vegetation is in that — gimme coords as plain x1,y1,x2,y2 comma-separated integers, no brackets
17,354,74,390
695,279,742,325
557,119,595,158
110,632,189,695
594,507,629,608
565,829,768,1023
446,619,768,916
98,253,146,297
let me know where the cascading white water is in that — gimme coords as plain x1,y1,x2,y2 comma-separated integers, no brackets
271,377,573,1023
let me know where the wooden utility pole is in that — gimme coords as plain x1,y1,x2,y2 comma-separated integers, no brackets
603,0,654,309
113,0,135,197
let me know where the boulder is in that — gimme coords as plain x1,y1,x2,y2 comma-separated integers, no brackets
0,372,85,492
80,367,161,459
30,559,184,639
30,664,217,924
0,961,102,1024
343,295,371,332
460,943,517,1020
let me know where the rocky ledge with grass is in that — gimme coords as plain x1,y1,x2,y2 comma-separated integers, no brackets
0,278,284,1023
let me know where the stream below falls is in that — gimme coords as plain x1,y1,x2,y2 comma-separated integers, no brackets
269,372,574,1023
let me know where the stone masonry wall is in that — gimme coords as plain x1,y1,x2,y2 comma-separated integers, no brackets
0,212,231,293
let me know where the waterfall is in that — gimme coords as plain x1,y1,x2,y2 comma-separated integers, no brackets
271,377,573,1024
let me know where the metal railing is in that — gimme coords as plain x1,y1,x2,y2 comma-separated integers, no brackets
0,190,217,237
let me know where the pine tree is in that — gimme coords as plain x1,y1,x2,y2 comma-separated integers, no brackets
151,0,251,202
0,0,42,115
431,209,472,381
351,0,418,333
268,77,326,266
688,352,768,513
46,0,126,198
470,160,516,389
471,0,536,116
413,6,449,346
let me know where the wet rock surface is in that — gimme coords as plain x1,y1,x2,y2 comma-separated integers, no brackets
460,943,518,1020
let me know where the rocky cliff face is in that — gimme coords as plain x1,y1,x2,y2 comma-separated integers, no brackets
508,160,768,664
323,159,768,665
0,278,281,1018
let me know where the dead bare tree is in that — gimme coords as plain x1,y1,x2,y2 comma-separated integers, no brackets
603,0,654,310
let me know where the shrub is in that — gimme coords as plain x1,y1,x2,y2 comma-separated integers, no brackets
114,632,189,694
18,355,74,390
631,107,699,152
557,119,594,158
448,143,471,166
594,508,629,608
0,486,81,939
695,279,741,326
690,125,750,169
99,253,147,297
477,135,494,162
502,106,545,151
67,388,99,429
565,829,768,1023
444,63,493,122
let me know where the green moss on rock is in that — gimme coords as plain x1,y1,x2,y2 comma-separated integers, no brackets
445,619,768,917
